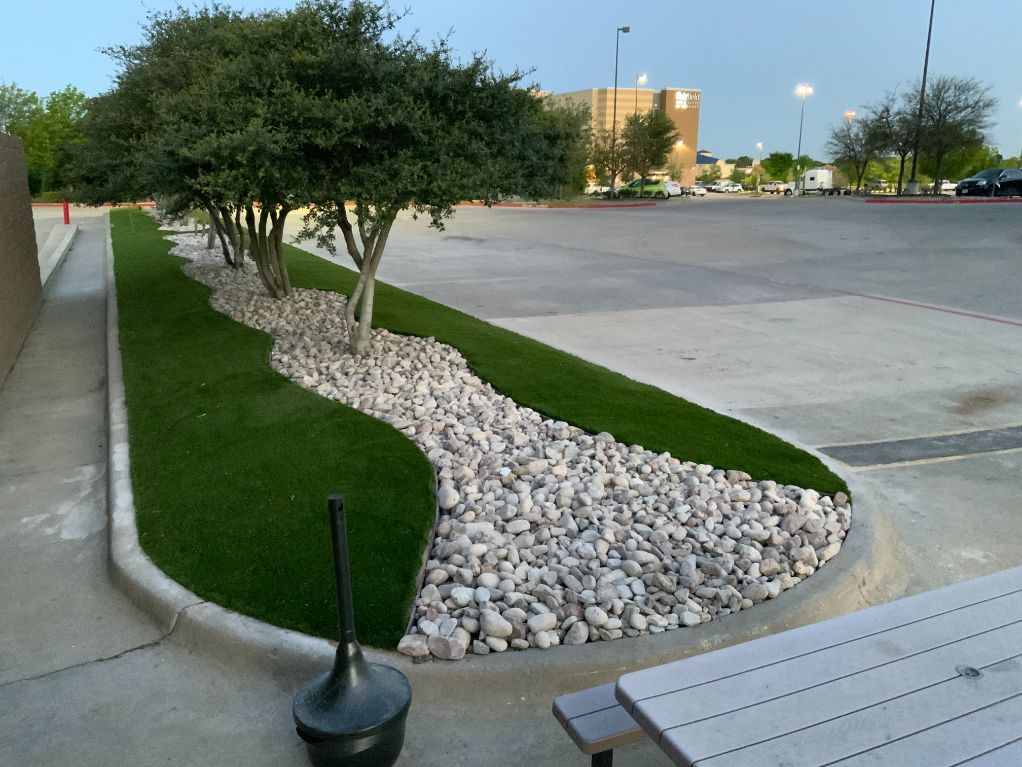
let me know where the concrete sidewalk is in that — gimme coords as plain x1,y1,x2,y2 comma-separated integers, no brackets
0,213,315,767
1,210,887,767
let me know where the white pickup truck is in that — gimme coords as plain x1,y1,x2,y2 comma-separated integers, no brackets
760,180,793,195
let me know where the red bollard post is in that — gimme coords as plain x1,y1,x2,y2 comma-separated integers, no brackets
62,200,70,225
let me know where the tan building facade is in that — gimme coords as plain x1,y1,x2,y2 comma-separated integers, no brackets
549,86,701,184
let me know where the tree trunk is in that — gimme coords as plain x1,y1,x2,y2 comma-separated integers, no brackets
932,154,945,197
336,205,364,270
245,204,289,299
896,153,908,195
218,204,244,268
206,204,234,267
350,214,395,357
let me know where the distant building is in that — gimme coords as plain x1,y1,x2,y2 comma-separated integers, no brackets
547,86,701,185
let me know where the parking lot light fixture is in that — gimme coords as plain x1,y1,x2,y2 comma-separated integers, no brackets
794,83,813,195
756,141,764,190
635,72,647,115
609,25,630,198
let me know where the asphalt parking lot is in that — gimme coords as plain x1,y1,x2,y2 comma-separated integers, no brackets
289,194,1022,603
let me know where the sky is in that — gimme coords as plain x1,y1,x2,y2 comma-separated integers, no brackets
4,0,1022,161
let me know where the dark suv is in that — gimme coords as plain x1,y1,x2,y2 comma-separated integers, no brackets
956,168,1022,197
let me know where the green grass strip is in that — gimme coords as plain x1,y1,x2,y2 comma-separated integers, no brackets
111,209,436,648
285,242,847,496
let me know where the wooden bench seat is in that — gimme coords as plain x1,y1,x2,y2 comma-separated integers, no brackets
551,682,644,766
618,564,1022,766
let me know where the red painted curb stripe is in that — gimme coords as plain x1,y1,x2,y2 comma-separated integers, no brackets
865,197,1022,204
839,291,1022,328
457,201,657,209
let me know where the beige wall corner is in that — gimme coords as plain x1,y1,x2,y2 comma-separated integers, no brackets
0,134,42,386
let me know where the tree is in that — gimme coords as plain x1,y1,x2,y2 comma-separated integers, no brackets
917,75,996,193
10,85,87,194
761,151,794,180
620,108,678,194
0,82,40,134
870,90,918,194
695,164,721,183
734,155,754,167
589,128,624,193
298,4,587,355
826,112,886,190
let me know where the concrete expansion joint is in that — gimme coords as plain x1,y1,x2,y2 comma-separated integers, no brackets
0,629,176,691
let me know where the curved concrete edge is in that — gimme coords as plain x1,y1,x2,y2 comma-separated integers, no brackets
39,224,79,287
104,212,400,675
105,211,202,634
104,210,895,685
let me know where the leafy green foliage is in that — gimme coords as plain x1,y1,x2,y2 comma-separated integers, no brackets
0,81,40,134
4,84,86,195
760,152,794,180
620,108,678,181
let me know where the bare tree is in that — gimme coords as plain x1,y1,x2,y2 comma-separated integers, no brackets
871,90,918,194
826,113,886,190
918,75,997,193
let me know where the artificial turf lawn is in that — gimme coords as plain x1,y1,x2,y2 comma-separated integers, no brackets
111,209,436,648
112,207,847,649
285,244,848,497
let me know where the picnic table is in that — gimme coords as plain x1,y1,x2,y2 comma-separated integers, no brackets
615,564,1022,766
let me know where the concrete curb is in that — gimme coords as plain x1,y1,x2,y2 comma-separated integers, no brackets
458,201,658,209
38,224,78,287
865,196,1022,204
104,213,895,684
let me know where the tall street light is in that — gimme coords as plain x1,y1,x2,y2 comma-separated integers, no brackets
634,72,648,115
756,141,764,191
609,25,630,198
906,0,936,195
794,83,814,195
1018,98,1022,168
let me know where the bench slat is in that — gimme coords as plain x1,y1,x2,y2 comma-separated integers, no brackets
821,694,1022,766
661,619,1022,765
553,682,643,756
617,566,1022,709
630,589,1022,735
687,653,1022,767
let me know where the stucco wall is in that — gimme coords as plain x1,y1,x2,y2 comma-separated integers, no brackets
0,134,42,386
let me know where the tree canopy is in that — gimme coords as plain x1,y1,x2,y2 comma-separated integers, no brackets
71,0,587,354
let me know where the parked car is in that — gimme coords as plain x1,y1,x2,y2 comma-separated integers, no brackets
760,180,792,195
664,180,683,198
683,184,707,197
614,177,673,199
926,180,957,195
584,183,610,196
708,180,742,193
956,168,1022,197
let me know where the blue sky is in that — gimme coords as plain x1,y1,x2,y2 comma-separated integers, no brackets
5,0,1021,161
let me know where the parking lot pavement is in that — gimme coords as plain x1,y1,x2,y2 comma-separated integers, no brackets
288,196,1022,602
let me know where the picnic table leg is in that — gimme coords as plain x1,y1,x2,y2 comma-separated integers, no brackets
592,751,613,767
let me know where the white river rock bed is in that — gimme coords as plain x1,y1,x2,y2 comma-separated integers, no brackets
170,232,851,661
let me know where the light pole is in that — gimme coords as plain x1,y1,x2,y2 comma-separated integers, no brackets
755,141,763,191
1018,98,1022,168
634,72,647,115
906,0,936,195
609,25,630,198
794,83,813,195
